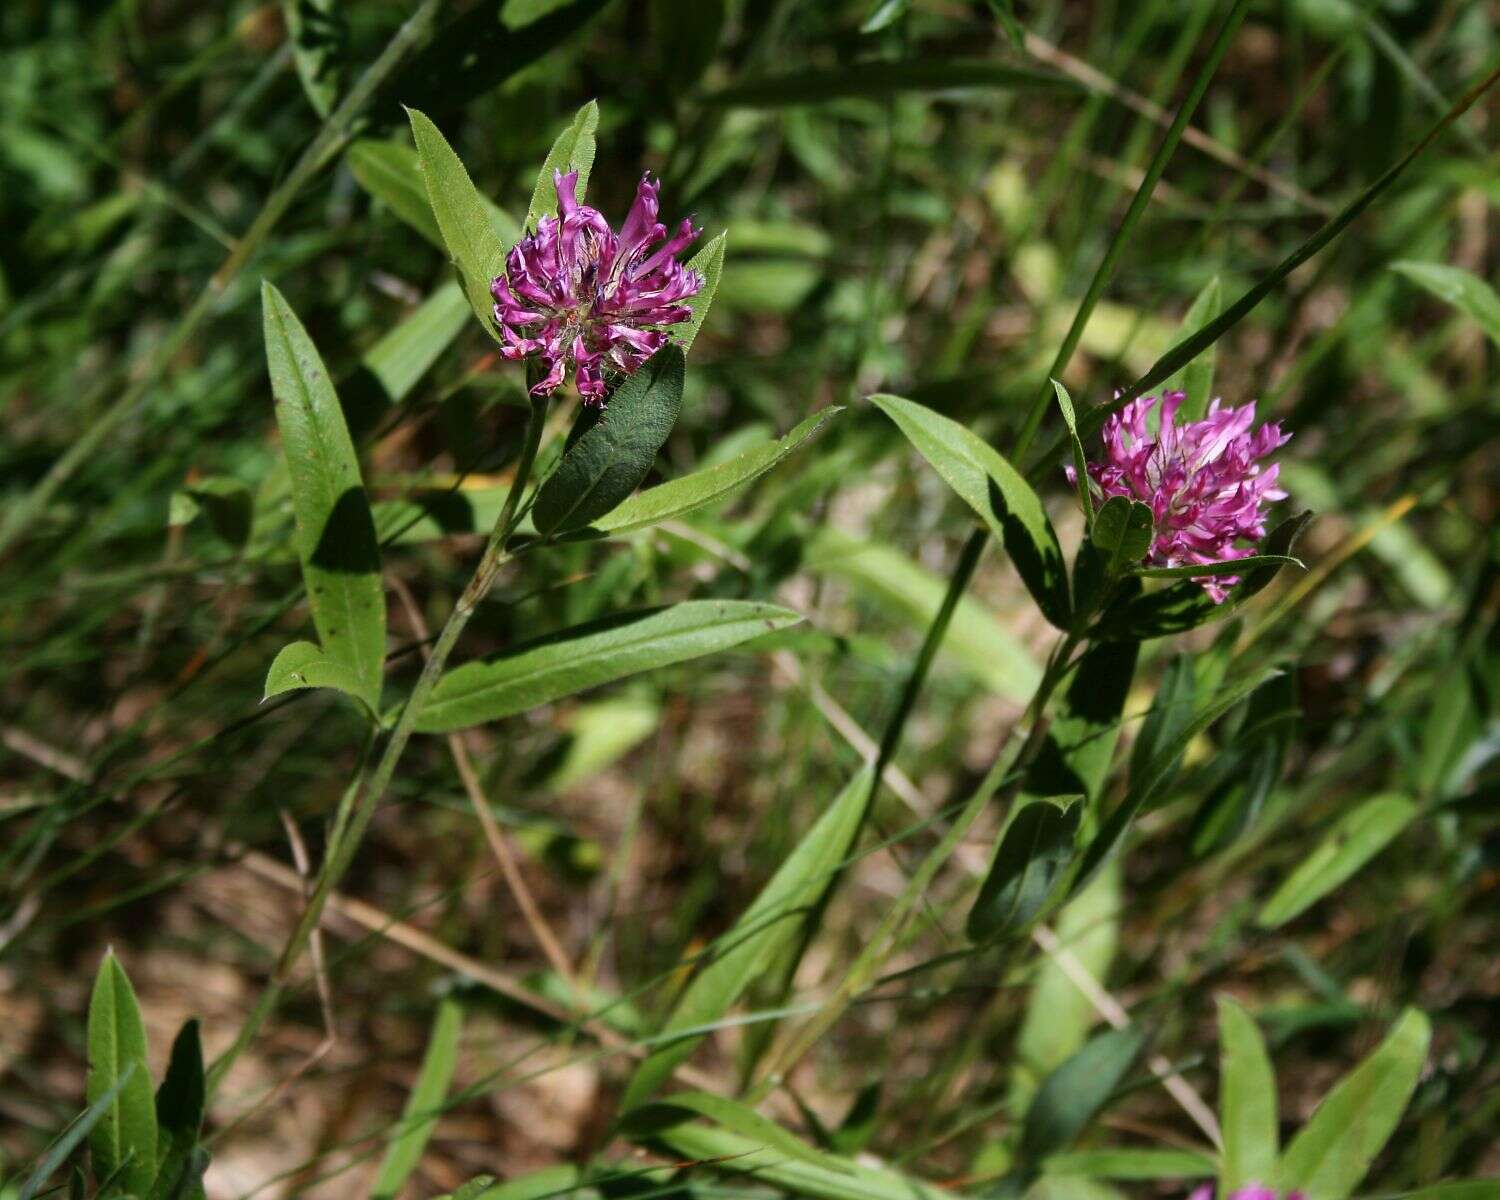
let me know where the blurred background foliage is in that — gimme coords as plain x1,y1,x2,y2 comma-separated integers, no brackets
1,0,1497,1196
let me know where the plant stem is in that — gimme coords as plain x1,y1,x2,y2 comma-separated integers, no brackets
207,390,548,1096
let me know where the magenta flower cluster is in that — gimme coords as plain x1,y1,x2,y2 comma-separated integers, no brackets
490,170,702,403
1068,391,1290,602
1190,1186,1303,1200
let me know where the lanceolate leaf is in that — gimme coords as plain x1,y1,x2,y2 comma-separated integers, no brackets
1021,1026,1147,1164
87,951,157,1197
1164,275,1223,421
1136,555,1301,580
1280,1009,1431,1200
1256,794,1418,928
967,795,1082,942
525,100,600,229
1218,998,1278,1194
646,1120,949,1200
416,601,802,732
532,346,686,537
408,107,510,333
621,1092,847,1172
262,282,386,713
1392,260,1500,349
19,1070,137,1200
870,393,1070,628
1052,379,1093,523
372,997,464,1200
675,231,727,353
1071,668,1279,897
621,768,872,1110
150,1019,206,1200
590,407,840,534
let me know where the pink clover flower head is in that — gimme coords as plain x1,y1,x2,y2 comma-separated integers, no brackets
1189,1185,1304,1200
1067,391,1291,602
490,170,702,403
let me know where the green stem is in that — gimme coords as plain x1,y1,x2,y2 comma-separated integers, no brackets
0,0,446,560
206,390,548,1096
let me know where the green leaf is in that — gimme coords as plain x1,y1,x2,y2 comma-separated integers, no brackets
262,282,386,713
1256,794,1418,928
18,1070,137,1200
590,408,839,534
1136,555,1302,580
417,601,802,733
1045,1149,1216,1180
372,997,464,1200
1093,511,1312,640
621,768,872,1110
532,346,686,537
282,0,346,118
1218,998,1278,1194
967,795,1082,942
1392,261,1500,349
700,58,1076,107
1024,638,1140,804
1163,276,1223,422
621,1092,846,1172
1072,668,1279,898
646,1121,949,1200
1399,1186,1500,1200
1128,654,1195,795
407,107,511,333
1051,380,1092,523
870,393,1070,628
149,1019,205,1200
348,140,444,246
525,100,599,229
675,231,727,354
1090,496,1154,576
86,951,157,1196
361,281,472,405
439,1177,500,1200
1021,1027,1147,1164
1280,1009,1432,1200
263,641,376,712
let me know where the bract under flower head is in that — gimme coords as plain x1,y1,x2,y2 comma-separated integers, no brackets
1067,391,1291,602
490,170,702,403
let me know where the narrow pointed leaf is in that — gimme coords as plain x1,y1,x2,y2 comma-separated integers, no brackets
591,407,839,534
622,768,872,1110
1071,668,1280,897
1280,1009,1431,1200
1164,276,1223,421
87,952,157,1196
525,100,599,229
533,346,685,537
871,393,1070,628
1392,261,1500,349
1051,379,1092,523
372,997,464,1200
408,107,510,332
621,1092,847,1172
262,282,386,713
150,1020,205,1200
675,231,727,353
1135,555,1301,580
1021,1027,1147,1163
19,1069,136,1200
1218,998,1278,1193
967,795,1082,942
701,59,1075,106
416,601,802,732
1256,794,1417,928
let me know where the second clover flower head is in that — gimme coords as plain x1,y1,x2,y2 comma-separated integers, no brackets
490,169,702,404
1190,1186,1304,1200
1067,391,1291,603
